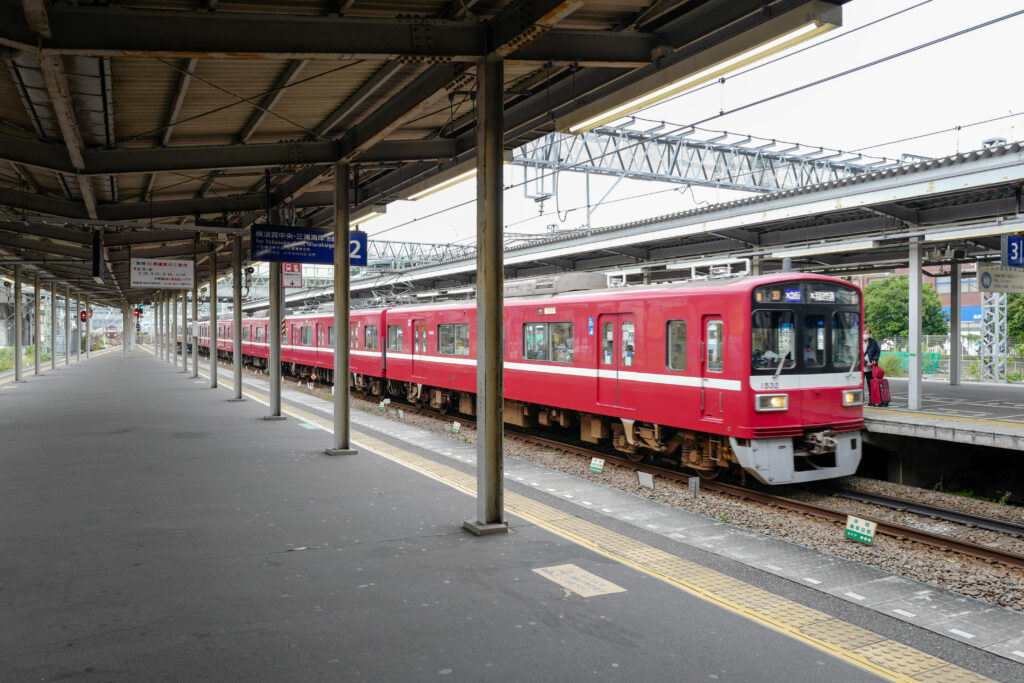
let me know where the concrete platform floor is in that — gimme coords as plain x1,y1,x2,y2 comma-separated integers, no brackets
0,350,1002,681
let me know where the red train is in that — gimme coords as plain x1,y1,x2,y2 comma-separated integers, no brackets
184,273,864,484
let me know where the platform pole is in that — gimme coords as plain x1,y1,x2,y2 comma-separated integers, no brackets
156,293,162,359
465,57,508,536
949,260,961,386
209,247,218,389
64,286,70,365
326,160,355,455
13,265,23,382
33,273,41,374
75,297,81,362
123,303,129,357
85,295,90,360
49,281,57,370
230,236,245,402
908,237,922,410
266,257,285,420
171,286,178,367
165,291,171,361
191,262,199,379
181,292,188,372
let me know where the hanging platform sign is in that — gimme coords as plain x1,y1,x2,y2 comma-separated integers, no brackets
282,262,303,288
130,258,194,289
252,225,334,264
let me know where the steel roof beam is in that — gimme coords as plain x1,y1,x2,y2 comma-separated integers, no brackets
37,52,98,219
0,132,465,175
0,4,656,65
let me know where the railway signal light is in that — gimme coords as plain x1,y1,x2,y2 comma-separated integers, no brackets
134,307,141,318
79,310,87,321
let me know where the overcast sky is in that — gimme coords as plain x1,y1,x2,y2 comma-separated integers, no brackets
359,0,1023,249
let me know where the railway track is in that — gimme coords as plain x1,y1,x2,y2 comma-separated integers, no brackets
829,488,1024,538
222,366,1024,571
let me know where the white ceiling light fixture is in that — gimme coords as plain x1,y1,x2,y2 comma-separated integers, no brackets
408,169,477,201
558,1,840,134
771,239,877,260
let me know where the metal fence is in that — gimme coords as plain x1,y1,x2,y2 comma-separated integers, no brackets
878,335,1024,382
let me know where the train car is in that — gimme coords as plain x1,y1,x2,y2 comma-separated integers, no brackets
105,323,118,338
195,272,863,484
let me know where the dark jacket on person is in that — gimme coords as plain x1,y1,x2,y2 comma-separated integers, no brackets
864,337,881,365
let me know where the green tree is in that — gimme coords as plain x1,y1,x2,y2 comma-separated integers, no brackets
863,275,948,339
1007,294,1024,342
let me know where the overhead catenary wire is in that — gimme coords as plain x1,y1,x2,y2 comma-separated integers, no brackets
364,6,1024,241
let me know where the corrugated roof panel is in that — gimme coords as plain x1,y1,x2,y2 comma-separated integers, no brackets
112,58,187,148
172,60,283,146
248,60,387,143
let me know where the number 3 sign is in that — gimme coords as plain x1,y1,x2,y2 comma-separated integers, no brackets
349,231,368,266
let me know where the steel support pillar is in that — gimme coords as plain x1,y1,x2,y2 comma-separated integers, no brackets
209,248,218,388
122,303,128,356
75,297,81,362
85,295,90,359
13,265,23,382
165,291,171,361
171,288,178,366
326,160,356,455
64,286,70,365
949,261,961,386
180,292,188,372
191,279,199,378
464,57,508,536
33,273,41,374
908,238,922,410
230,236,245,401
49,281,56,370
157,293,163,359
265,258,285,420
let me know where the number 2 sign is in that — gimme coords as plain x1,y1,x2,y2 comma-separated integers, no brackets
349,231,368,266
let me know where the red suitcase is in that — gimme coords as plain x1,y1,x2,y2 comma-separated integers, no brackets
869,377,890,406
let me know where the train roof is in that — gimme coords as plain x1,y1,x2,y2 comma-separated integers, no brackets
238,273,857,320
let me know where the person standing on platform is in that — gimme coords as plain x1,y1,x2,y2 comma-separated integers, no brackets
863,326,881,397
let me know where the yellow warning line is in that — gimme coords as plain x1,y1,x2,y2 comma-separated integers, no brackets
196,369,988,682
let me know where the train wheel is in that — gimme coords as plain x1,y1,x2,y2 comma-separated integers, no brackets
697,469,720,481
623,451,645,463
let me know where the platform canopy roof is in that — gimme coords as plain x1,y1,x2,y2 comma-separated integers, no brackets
0,0,851,306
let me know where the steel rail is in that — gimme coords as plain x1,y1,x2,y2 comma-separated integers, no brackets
830,489,1024,538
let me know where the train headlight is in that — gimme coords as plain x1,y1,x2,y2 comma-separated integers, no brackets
843,389,863,406
755,393,788,412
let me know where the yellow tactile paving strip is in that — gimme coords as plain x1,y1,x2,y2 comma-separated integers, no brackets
186,363,992,683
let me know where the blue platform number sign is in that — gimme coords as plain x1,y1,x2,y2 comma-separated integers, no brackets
1003,235,1024,268
349,231,368,267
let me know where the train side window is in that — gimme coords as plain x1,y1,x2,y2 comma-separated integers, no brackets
242,326,250,341
364,325,378,350
438,323,469,356
523,323,547,360
330,325,337,348
602,322,614,365
621,321,635,367
706,321,723,372
523,322,574,362
301,326,312,345
347,324,355,348
255,326,263,342
387,324,403,351
667,320,686,370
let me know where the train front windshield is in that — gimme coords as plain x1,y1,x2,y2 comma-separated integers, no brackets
751,282,860,374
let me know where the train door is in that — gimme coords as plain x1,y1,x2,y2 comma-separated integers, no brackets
411,319,427,378
701,315,724,421
596,313,636,409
